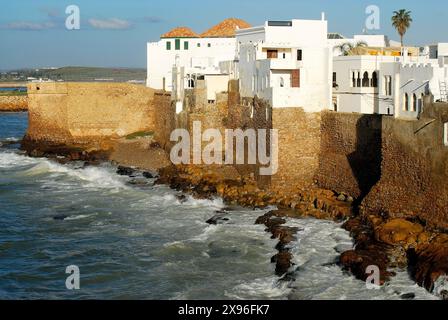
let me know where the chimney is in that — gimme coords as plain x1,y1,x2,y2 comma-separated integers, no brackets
321,12,326,21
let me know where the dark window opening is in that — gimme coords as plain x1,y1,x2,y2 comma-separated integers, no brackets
297,49,303,61
371,71,378,88
267,50,278,59
362,72,370,87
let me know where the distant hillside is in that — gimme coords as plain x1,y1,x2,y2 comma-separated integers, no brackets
1,67,147,83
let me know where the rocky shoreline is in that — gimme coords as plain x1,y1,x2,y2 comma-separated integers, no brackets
0,95,28,112
154,164,448,298
19,140,448,299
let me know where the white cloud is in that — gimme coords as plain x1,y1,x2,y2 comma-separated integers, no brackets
88,18,131,30
2,21,56,30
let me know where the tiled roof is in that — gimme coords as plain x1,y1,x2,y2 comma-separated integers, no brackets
161,27,199,38
200,18,251,38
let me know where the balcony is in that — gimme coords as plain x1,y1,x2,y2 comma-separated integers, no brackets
268,58,302,70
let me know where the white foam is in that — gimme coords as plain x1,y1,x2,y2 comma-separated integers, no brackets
0,151,40,168
225,277,291,300
432,275,448,298
283,217,438,300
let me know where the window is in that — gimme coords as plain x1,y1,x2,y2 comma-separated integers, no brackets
175,39,180,50
282,52,286,59
404,93,409,111
207,43,211,47
352,72,356,87
444,122,448,146
357,72,361,87
297,49,302,61
333,72,337,88
291,69,300,88
384,76,392,96
388,77,392,96
267,50,278,59
412,93,417,112
371,72,378,88
279,77,285,88
184,41,189,50
362,72,370,87
197,43,201,47
166,41,171,50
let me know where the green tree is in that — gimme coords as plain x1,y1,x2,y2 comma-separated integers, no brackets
392,9,413,47
335,41,368,56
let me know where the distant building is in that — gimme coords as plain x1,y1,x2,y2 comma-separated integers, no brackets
332,43,448,118
329,33,395,56
236,14,332,112
146,18,250,91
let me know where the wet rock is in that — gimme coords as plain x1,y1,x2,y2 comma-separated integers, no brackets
142,171,155,179
206,213,229,225
400,293,415,300
53,214,68,221
376,218,424,247
116,165,136,176
176,194,187,202
271,251,293,276
340,216,394,284
127,178,149,186
29,149,45,157
412,234,448,293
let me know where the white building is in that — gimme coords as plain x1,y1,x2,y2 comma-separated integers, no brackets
332,43,448,118
328,33,397,56
333,55,396,114
236,15,332,112
146,18,250,91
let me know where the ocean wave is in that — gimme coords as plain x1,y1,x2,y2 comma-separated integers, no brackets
225,277,291,300
0,151,40,168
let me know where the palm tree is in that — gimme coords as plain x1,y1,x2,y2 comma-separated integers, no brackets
335,41,368,56
392,9,413,47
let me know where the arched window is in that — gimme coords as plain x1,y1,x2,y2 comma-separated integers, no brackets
404,93,409,111
362,72,370,87
371,72,378,88
412,93,417,112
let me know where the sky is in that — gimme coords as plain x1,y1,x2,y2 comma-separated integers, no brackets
0,0,447,70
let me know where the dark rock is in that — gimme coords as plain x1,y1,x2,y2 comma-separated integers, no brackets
142,171,155,179
116,165,136,176
206,213,230,225
29,149,45,157
53,214,68,221
400,293,415,300
127,178,149,186
272,251,293,275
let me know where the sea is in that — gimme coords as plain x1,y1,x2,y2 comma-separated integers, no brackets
0,112,438,300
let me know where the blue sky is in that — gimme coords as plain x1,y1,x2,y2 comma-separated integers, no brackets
0,0,446,70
